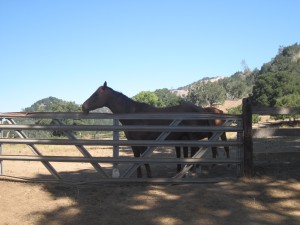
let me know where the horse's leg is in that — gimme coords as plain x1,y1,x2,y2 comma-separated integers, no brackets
212,146,218,158
221,132,230,158
140,146,152,178
183,146,189,158
220,132,231,169
190,146,199,172
208,132,218,159
132,147,142,178
175,146,181,172
145,163,152,178
212,132,230,168
176,135,189,173
190,146,198,157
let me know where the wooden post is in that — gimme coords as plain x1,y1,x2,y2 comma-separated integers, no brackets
242,98,254,176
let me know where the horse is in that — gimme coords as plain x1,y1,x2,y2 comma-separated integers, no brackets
175,107,229,172
82,81,228,177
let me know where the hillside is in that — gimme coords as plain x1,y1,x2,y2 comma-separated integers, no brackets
24,97,81,112
23,96,109,113
176,76,223,90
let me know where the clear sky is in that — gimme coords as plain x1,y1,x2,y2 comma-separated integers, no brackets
0,0,299,112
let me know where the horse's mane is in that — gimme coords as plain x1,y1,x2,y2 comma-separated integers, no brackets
108,87,154,112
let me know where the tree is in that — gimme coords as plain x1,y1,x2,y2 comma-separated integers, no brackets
50,100,81,112
253,72,300,106
186,81,226,107
274,94,300,121
133,89,184,107
185,82,208,106
154,88,183,107
132,91,160,107
252,44,300,106
220,77,248,100
241,60,251,75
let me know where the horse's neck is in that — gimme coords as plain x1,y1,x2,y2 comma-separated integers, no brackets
107,90,150,114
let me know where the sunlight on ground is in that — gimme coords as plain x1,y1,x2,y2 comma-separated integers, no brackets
153,216,183,225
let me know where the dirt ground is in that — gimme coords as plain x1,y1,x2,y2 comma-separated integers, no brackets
0,136,300,225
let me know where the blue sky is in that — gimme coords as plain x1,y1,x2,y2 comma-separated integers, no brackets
0,0,299,112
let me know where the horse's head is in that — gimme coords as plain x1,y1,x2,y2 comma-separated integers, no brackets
82,81,109,113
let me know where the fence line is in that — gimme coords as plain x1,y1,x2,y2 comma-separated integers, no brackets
2,100,298,182
0,112,243,183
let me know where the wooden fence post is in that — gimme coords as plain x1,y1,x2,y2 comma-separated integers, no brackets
242,98,254,176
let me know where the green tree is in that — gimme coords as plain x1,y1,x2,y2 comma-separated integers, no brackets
50,101,81,112
253,44,300,106
185,82,208,106
132,91,160,107
274,94,300,121
253,72,300,106
154,88,183,107
186,81,226,107
221,78,247,100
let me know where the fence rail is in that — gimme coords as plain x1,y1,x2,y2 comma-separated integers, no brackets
0,155,241,164
251,106,300,115
0,112,241,120
0,112,243,184
0,124,242,132
252,106,300,138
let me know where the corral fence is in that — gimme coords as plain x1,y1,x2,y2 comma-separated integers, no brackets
0,112,243,184
242,98,300,175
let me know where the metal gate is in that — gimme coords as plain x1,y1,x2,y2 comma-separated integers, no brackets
0,112,243,184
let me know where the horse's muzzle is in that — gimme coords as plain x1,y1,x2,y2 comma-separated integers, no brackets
81,105,90,114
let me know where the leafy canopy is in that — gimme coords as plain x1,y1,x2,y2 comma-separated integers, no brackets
252,43,300,107
133,89,183,107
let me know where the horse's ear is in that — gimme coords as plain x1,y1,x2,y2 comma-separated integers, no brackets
100,81,107,94
100,81,107,91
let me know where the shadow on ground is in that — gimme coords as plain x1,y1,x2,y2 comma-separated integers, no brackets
27,157,300,225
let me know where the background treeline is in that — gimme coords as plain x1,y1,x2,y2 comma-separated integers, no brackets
134,44,300,108
17,43,299,138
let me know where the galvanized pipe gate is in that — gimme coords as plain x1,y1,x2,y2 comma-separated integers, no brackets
0,112,243,184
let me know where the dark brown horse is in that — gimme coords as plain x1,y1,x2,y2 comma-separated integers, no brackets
82,81,228,177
